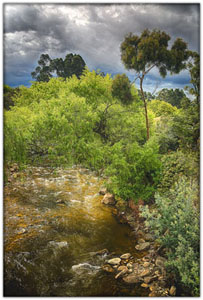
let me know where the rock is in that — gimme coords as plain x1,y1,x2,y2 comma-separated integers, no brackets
123,272,140,284
56,199,65,204
155,256,166,268
120,253,131,260
115,267,128,279
101,193,115,205
140,269,151,277
169,286,176,296
127,263,133,268
145,233,154,241
144,276,154,284
141,283,149,288
143,262,150,268
118,266,128,272
95,249,109,256
99,187,107,195
102,265,114,273
149,292,157,297
135,242,150,251
138,238,145,244
107,258,121,265
17,228,27,235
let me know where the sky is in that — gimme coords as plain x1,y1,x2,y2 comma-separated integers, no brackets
3,3,200,93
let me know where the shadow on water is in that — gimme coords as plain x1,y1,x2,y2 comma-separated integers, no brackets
4,166,147,296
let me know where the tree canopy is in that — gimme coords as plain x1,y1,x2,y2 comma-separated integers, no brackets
121,29,190,140
31,53,86,82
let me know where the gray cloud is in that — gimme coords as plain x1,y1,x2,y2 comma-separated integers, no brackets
3,3,200,90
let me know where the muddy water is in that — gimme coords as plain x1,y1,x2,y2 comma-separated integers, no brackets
4,166,145,296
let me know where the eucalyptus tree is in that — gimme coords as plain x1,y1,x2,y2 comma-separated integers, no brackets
121,29,189,140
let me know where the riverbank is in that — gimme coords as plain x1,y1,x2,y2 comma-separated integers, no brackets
100,188,177,297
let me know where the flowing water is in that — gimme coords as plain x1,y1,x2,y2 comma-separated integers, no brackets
4,166,147,296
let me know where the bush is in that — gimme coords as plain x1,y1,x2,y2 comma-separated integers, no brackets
105,139,161,203
141,177,200,296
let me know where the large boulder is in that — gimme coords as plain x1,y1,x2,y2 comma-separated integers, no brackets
101,193,115,205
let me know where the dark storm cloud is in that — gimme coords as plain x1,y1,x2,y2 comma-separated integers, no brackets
4,3,200,89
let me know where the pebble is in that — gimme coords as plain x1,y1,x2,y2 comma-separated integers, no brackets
107,258,121,265
120,253,131,260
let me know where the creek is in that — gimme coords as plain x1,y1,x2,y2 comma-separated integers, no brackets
4,166,147,296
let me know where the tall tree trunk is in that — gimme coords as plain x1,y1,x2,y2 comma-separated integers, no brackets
140,76,150,140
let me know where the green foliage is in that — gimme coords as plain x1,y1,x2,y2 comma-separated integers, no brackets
158,151,199,195
148,99,178,117
111,73,133,105
141,177,200,296
3,85,19,110
185,52,200,102
105,139,161,202
31,53,86,82
121,29,189,77
156,88,187,108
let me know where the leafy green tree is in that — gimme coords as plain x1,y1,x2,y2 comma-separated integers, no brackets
3,85,19,110
31,54,53,82
120,29,190,140
51,53,86,79
31,53,86,82
111,73,133,105
185,51,200,103
157,88,188,108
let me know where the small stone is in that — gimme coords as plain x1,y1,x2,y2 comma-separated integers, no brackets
141,283,149,288
149,292,157,297
95,249,109,256
140,269,151,277
145,233,154,241
135,242,150,251
128,268,133,273
99,187,107,195
118,266,128,272
107,258,121,265
169,286,176,296
120,253,131,260
155,256,166,268
102,265,114,273
101,193,115,205
143,262,150,268
17,228,27,235
115,267,128,279
138,238,145,244
144,276,154,284
127,263,133,268
123,273,140,284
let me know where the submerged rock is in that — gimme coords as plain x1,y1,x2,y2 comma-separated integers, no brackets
135,242,150,251
99,187,107,195
102,264,114,273
94,249,109,256
101,193,115,205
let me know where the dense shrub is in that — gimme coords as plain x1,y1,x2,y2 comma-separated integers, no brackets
141,177,200,296
105,139,161,202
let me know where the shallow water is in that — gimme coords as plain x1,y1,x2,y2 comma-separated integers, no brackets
4,166,147,296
